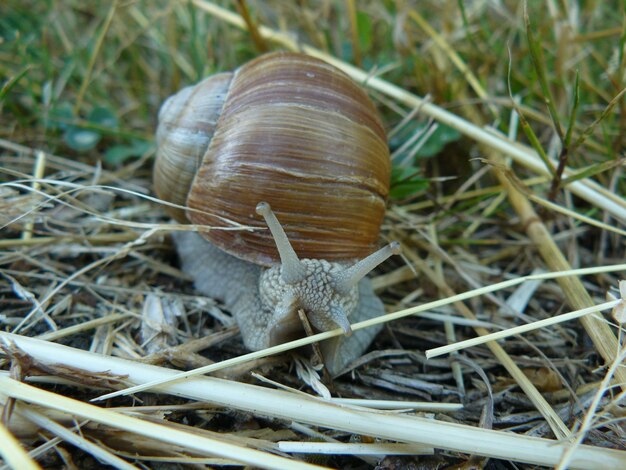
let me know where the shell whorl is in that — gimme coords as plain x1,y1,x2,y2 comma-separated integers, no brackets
154,72,233,222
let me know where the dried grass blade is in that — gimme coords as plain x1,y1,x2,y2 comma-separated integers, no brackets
0,419,41,470
488,154,626,390
427,300,620,358
16,406,139,470
527,193,626,237
408,10,498,117
1,333,625,470
0,377,320,470
93,262,626,401
277,441,432,455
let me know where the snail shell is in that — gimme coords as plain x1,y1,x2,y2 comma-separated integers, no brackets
154,52,390,266
155,52,395,375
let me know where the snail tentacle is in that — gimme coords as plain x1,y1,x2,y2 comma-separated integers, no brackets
332,241,401,296
256,202,306,284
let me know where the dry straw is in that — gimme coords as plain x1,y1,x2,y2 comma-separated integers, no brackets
0,419,40,470
2,332,625,469
426,299,620,358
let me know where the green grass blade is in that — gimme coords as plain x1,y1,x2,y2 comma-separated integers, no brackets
524,2,564,143
507,47,555,176
563,71,580,149
0,66,31,104
561,157,626,187
570,87,626,155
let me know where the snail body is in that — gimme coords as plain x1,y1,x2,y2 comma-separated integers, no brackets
155,52,396,375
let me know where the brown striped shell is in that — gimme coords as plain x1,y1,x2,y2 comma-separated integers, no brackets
154,52,390,266
154,72,233,223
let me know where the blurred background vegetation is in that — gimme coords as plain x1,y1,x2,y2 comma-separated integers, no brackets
2,0,624,202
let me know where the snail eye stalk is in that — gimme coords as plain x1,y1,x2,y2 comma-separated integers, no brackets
332,242,401,295
256,202,306,284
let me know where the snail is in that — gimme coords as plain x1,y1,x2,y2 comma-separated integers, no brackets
154,52,398,375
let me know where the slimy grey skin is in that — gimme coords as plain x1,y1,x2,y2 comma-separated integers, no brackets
174,202,399,376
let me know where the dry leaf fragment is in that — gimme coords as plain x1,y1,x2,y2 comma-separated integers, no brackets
522,367,562,393
608,280,626,324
